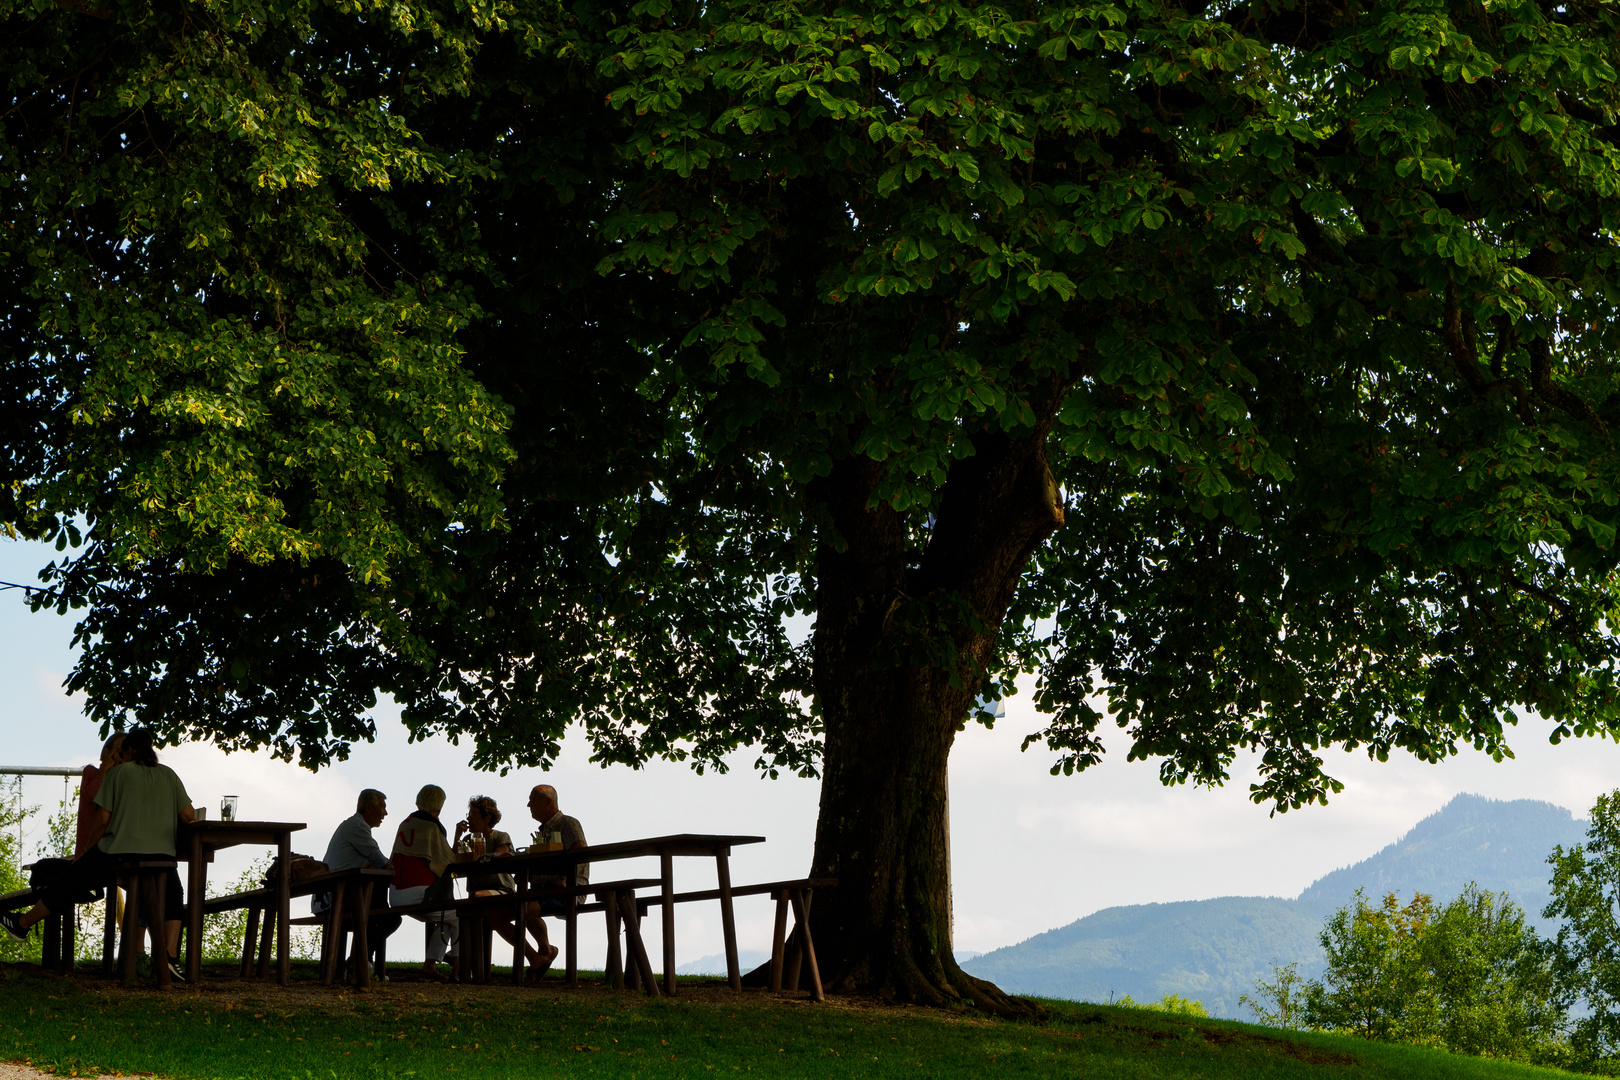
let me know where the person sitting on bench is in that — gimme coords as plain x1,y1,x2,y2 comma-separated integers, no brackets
316,788,402,981
520,783,587,982
0,728,193,982
76,732,126,858
461,794,550,970
389,784,460,981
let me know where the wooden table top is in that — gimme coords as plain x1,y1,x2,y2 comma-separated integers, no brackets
444,833,765,878
177,820,307,853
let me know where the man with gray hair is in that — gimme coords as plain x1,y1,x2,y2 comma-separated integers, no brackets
318,788,401,980
520,783,588,980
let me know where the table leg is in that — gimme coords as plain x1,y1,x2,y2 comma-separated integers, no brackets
770,890,788,991
512,867,526,986
276,834,291,986
716,850,740,992
356,882,374,990
620,891,660,998
605,892,623,991
187,831,205,983
565,868,578,988
660,852,675,995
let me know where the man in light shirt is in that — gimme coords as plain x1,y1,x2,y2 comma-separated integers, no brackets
520,784,587,980
317,788,401,981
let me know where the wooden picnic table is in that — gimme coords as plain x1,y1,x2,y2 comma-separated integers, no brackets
443,833,763,993
177,820,306,985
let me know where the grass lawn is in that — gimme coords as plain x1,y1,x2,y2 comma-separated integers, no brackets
0,961,1586,1079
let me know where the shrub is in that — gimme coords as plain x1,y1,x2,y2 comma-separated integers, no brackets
1299,886,1566,1062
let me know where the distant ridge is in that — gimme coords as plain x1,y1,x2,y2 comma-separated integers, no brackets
963,794,1586,1018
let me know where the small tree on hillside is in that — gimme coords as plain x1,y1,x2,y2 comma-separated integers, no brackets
1241,962,1306,1031
1305,890,1436,1042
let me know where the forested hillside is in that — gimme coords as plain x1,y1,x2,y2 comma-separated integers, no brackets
963,795,1585,1017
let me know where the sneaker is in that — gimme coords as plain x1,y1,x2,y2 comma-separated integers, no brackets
167,959,187,983
0,911,25,944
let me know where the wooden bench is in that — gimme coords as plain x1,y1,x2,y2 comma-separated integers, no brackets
390,877,664,990
209,867,392,988
637,877,834,1000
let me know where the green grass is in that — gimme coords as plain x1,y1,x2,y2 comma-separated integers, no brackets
0,961,1585,1079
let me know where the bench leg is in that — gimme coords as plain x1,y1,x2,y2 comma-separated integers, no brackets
42,911,60,972
256,906,275,978
241,905,261,978
790,890,823,1002
61,902,75,974
119,875,142,987
770,890,788,992
321,884,347,986
152,874,172,989
103,886,117,976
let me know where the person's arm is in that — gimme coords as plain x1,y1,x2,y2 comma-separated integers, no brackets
179,804,196,824
358,826,391,870
75,807,111,860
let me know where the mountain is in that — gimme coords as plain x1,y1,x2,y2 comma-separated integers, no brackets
676,949,770,977
962,794,1587,1018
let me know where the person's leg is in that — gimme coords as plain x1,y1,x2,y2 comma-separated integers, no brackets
14,901,53,931
12,846,114,934
162,866,184,964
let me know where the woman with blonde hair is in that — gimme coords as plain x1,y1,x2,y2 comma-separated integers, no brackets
389,784,460,980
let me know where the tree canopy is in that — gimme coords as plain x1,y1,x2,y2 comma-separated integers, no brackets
8,0,1620,1004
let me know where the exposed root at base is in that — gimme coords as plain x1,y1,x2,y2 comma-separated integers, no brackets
825,956,1047,1021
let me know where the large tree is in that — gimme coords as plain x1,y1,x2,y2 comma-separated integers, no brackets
7,0,1620,1013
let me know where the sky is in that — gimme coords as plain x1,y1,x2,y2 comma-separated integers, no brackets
4,536,1620,968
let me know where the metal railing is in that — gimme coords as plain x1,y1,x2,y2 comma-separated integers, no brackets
0,767,81,777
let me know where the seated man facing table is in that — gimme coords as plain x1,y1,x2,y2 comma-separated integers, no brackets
0,728,193,982
317,788,402,982
518,783,587,982
390,784,462,980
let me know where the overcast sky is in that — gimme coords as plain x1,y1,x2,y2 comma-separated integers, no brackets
4,536,1618,967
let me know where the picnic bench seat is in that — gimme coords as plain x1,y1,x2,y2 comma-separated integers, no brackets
7,859,185,987
636,877,834,1000
206,866,392,986
390,877,665,990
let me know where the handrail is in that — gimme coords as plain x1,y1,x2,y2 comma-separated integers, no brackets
0,766,82,777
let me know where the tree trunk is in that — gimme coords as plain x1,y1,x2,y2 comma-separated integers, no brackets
800,422,1064,1014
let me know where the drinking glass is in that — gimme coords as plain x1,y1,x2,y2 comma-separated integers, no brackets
221,795,239,822
194,807,208,822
